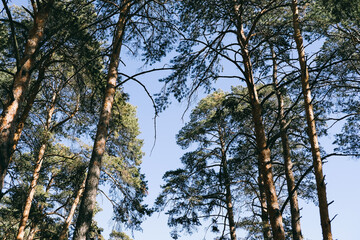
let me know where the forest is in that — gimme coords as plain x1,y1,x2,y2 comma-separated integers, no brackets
0,0,359,239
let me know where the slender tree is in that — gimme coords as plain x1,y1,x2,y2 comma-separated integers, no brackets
58,177,86,240
72,1,132,238
73,0,173,237
157,91,242,240
270,45,303,240
16,77,79,239
157,1,289,238
291,1,333,239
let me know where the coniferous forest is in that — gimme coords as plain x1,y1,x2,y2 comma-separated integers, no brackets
0,0,359,239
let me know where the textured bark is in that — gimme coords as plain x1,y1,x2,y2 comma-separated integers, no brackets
258,173,272,240
16,92,57,240
238,40,285,240
59,177,86,240
12,65,46,155
0,1,53,192
271,47,303,240
232,4,285,238
16,144,46,240
72,2,131,239
291,1,332,239
249,92,285,239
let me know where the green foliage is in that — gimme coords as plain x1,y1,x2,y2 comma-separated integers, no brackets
109,230,133,240
157,83,320,238
157,89,268,238
0,1,150,237
101,93,151,231
0,141,88,239
321,0,360,22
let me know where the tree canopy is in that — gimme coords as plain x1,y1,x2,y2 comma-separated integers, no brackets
0,0,359,239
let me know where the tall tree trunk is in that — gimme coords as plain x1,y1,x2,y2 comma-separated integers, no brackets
0,0,53,193
59,177,86,240
16,92,57,240
219,127,237,240
271,46,303,240
12,62,48,155
232,3,285,238
291,1,332,239
72,2,131,239
258,173,272,240
248,85,285,239
26,174,55,240
236,30,285,239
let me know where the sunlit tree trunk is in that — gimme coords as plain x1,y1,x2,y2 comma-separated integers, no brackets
271,46,303,240
237,38,285,240
26,222,38,240
258,173,272,240
232,3,285,238
72,2,131,239
16,92,57,240
26,175,55,240
291,1,332,239
0,0,53,193
12,62,49,156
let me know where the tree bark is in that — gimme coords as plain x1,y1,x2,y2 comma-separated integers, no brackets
26,174,56,240
258,173,272,240
12,63,47,155
291,1,332,239
16,92,57,240
248,87,285,239
223,164,237,240
0,0,53,193
271,46,303,240
72,2,131,239
59,177,86,240
232,4,285,238
236,35,285,239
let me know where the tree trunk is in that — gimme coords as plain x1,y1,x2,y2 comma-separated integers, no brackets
72,2,131,239
249,90,285,239
258,173,272,240
271,46,303,240
16,92,57,240
236,29,285,238
224,165,237,240
26,174,56,240
12,63,47,155
59,177,86,240
291,1,332,239
219,126,237,240
232,4,285,237
0,0,53,193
